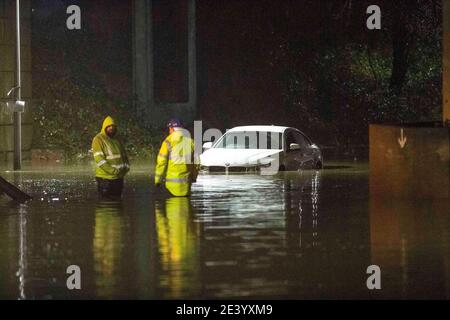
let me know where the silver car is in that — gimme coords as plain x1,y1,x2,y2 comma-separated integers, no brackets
200,125,323,173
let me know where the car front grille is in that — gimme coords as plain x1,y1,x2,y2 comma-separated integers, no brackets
207,166,259,173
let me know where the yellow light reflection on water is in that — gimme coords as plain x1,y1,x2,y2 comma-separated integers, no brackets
155,197,200,298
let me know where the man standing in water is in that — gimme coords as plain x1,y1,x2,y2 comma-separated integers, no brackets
155,118,199,197
92,116,130,199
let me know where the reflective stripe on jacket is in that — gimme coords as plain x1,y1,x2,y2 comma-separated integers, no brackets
155,128,200,197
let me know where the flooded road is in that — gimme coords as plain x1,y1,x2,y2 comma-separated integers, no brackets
0,163,449,299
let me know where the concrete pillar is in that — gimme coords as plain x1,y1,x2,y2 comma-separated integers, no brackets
132,0,152,116
370,124,449,199
133,0,197,129
0,0,32,164
444,0,450,123
187,0,197,118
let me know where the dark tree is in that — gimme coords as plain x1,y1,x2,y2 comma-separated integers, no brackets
389,1,416,93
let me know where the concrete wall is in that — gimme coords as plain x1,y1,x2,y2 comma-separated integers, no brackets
0,0,32,163
370,124,449,199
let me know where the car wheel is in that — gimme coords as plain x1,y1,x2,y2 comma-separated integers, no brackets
278,165,286,172
315,161,323,170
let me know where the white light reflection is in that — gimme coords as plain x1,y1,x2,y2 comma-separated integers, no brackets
311,171,320,247
16,203,27,300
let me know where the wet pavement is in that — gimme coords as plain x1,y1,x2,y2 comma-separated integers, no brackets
0,162,449,299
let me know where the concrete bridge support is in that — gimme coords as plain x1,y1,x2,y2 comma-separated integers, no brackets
133,0,197,129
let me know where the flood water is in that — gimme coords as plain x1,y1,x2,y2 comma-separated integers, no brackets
0,163,449,299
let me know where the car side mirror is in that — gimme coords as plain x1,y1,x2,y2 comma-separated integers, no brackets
203,142,213,150
289,143,301,151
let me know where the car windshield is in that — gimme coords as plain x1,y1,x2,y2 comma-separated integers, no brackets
214,131,283,150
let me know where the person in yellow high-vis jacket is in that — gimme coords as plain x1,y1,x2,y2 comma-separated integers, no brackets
154,118,199,197
92,116,130,198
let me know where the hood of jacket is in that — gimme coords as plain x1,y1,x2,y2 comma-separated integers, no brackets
101,116,116,135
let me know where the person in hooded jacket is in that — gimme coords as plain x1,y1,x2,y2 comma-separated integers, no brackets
92,116,130,198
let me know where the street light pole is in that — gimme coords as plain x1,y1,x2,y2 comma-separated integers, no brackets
14,0,22,171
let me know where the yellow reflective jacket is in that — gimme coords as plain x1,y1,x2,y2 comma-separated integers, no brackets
92,116,130,180
155,128,200,197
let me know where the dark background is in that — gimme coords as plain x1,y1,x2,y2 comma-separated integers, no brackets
30,0,442,159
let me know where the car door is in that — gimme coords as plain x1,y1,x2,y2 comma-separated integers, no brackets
284,130,302,170
284,130,314,170
294,131,316,168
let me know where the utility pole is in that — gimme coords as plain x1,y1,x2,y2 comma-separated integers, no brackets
14,0,22,170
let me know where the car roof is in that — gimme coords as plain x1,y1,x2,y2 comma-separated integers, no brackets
227,125,290,133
